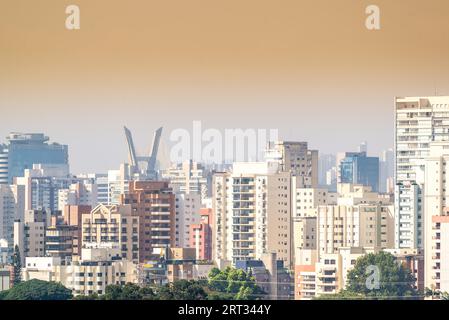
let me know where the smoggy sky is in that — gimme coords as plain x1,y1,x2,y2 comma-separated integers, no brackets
1,0,449,173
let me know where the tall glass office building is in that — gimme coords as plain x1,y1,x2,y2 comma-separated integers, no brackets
0,133,69,185
339,152,379,192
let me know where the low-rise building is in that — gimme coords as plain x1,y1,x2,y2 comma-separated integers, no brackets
384,248,424,292
22,246,138,296
295,247,380,299
0,267,12,291
236,252,294,300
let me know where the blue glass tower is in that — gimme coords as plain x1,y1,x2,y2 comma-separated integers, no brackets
339,152,379,192
0,133,69,184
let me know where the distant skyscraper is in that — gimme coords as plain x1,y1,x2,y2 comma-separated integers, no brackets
0,133,68,185
77,173,108,205
358,141,368,153
379,148,394,193
338,152,379,192
318,153,336,186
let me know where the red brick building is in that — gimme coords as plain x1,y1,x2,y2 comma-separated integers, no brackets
121,181,176,263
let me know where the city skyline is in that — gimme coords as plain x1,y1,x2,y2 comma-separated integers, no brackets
0,126,392,175
2,0,449,173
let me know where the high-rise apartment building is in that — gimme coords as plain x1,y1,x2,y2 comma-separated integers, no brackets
293,184,396,299
174,193,201,248
45,222,78,261
190,208,213,261
0,133,68,185
318,184,394,255
14,209,49,264
121,181,176,263
317,203,394,255
62,205,92,256
423,141,449,291
15,164,74,213
107,164,131,205
265,141,318,188
395,96,449,249
162,160,212,249
162,160,209,200
57,181,98,211
77,173,108,205
213,162,292,268
81,204,139,263
0,145,8,186
0,184,24,254
292,185,337,218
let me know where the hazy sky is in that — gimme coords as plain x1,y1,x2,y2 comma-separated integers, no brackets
1,0,449,173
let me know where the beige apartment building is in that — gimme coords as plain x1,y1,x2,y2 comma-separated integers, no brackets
81,204,140,263
14,209,48,264
395,96,449,249
428,215,449,293
423,141,449,292
295,247,380,299
213,162,293,268
317,184,394,255
318,204,394,255
293,216,317,252
22,247,138,296
292,184,337,218
0,267,11,292
293,184,396,300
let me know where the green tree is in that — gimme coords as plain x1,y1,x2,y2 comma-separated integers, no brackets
157,280,208,300
0,279,72,300
208,267,229,292
424,287,449,300
12,245,22,285
316,251,418,300
207,267,265,300
345,251,417,299
103,283,155,300
314,290,365,300
72,293,99,300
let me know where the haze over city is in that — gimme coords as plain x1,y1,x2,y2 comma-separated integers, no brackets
1,0,449,173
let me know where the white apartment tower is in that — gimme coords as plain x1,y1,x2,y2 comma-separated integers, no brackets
162,160,208,201
395,96,449,249
212,162,292,268
0,184,25,255
174,192,201,248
